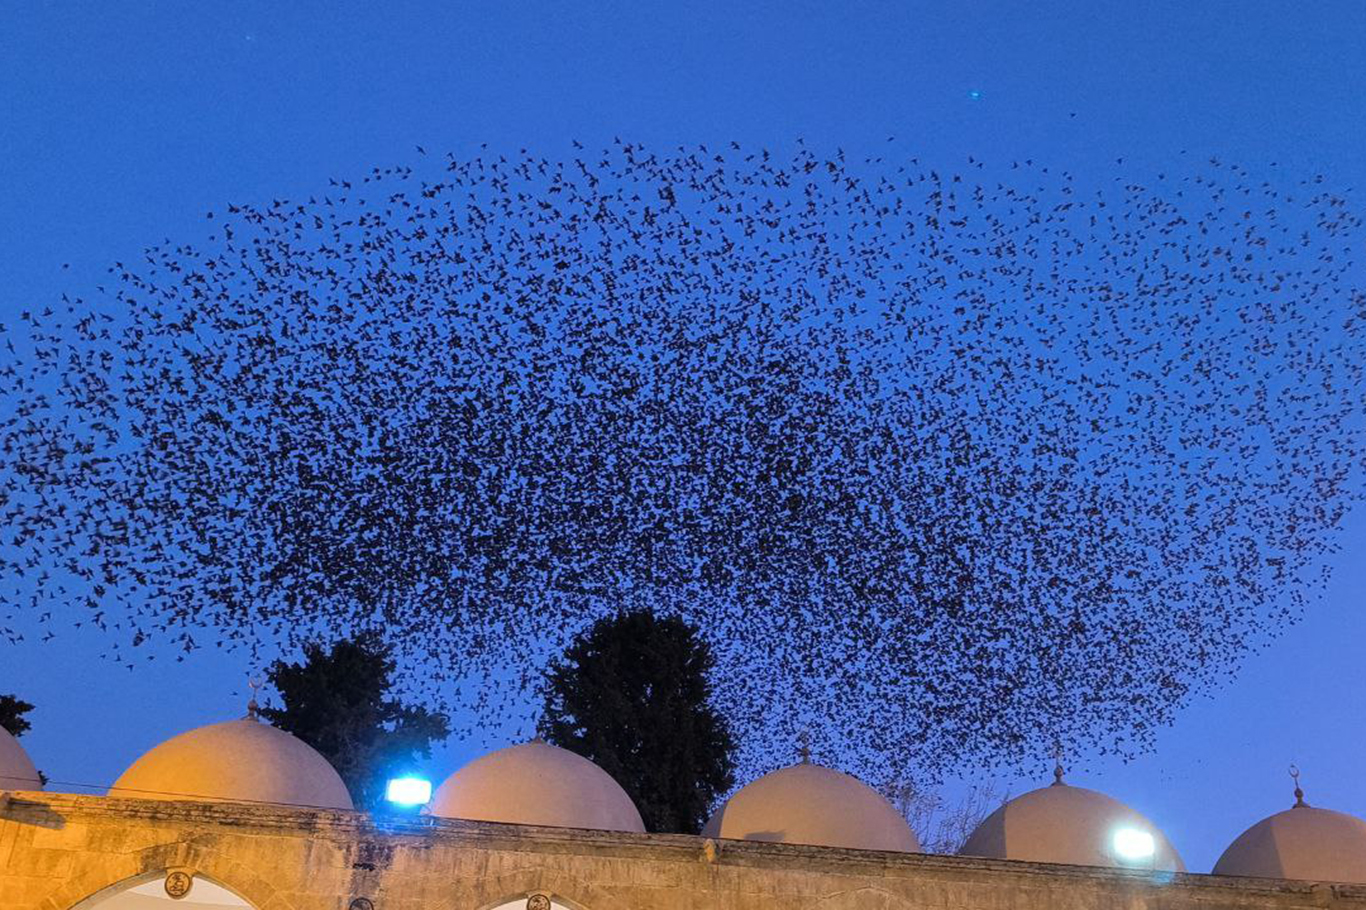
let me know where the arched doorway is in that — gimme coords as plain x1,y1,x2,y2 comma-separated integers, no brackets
72,873,256,909
486,898,577,910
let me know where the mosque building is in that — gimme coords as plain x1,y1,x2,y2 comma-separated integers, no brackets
4,703,1366,910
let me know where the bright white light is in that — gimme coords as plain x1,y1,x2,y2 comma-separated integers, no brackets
1112,827,1156,861
385,776,432,806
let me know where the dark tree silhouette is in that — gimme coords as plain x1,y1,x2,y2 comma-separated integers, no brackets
0,694,35,738
540,610,735,833
3,142,1365,784
261,635,449,809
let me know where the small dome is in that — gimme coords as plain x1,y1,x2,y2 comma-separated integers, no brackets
702,762,920,852
112,718,353,810
1214,804,1366,883
961,779,1183,871
0,726,42,791
429,740,645,832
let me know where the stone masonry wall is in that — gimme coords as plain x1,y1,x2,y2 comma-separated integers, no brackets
4,791,1366,910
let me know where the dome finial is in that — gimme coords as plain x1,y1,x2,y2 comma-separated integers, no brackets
797,730,811,764
245,675,263,721
1051,742,1066,786
1290,763,1308,808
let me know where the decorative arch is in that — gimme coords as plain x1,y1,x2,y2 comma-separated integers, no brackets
479,898,579,910
68,872,255,909
43,840,287,910
466,868,632,910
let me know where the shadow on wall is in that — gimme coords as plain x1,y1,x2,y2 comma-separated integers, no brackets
0,794,66,831
735,829,786,842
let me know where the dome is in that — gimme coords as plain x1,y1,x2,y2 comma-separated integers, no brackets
961,776,1183,871
702,761,921,852
429,740,645,832
0,726,42,791
112,718,353,810
1214,800,1366,884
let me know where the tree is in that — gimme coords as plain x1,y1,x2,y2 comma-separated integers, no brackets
261,634,450,810
884,779,1009,855
540,610,735,834
0,694,35,738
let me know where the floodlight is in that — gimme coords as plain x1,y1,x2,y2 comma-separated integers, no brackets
1112,827,1156,862
385,776,432,807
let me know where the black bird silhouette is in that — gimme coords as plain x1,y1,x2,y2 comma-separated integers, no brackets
2,142,1364,786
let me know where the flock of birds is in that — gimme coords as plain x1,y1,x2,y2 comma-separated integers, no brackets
1,140,1363,785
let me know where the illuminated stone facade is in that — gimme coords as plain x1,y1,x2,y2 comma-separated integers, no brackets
4,790,1366,910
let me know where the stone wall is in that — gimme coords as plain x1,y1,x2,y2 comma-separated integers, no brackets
4,790,1366,910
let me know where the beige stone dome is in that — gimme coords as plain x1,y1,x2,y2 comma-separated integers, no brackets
0,726,42,791
961,778,1183,871
701,761,921,852
1214,804,1366,883
429,740,645,832
112,718,353,809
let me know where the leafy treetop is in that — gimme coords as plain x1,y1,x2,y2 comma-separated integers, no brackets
261,634,450,810
541,610,735,834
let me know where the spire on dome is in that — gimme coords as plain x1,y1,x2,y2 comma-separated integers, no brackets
797,730,811,764
1051,743,1066,786
531,711,546,744
1290,763,1309,808
244,676,263,722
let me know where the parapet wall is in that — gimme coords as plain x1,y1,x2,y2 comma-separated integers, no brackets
3,790,1365,910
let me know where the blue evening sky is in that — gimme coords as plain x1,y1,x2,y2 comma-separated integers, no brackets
3,1,1365,871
